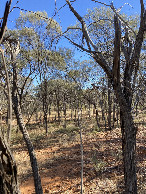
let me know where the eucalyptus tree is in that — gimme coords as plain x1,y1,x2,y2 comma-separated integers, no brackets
1,10,61,194
65,1,146,193
14,11,64,134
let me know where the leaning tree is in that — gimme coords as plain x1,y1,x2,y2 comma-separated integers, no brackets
65,0,146,193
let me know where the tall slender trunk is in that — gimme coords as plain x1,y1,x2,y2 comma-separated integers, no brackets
77,101,83,193
12,91,43,194
108,79,112,130
112,101,115,128
63,93,67,128
12,50,43,194
57,99,60,122
42,80,48,135
88,99,91,119
93,103,100,128
0,48,12,143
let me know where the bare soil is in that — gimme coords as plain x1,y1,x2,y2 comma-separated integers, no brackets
11,119,146,194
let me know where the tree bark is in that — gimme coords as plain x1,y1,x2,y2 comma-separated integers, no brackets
0,48,12,143
112,101,115,128
93,103,100,128
120,109,137,193
108,79,112,130
63,93,67,128
0,131,20,194
115,84,137,193
12,89,43,194
42,79,48,135
11,44,43,194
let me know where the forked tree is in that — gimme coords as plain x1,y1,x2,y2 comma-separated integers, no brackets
65,0,145,193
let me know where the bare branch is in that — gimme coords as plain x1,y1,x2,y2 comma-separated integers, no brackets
66,0,98,51
66,0,112,78
64,35,93,53
87,19,113,28
0,0,12,44
129,0,146,74
117,3,133,13
67,26,82,31
92,0,136,36
112,14,121,84
93,53,112,79
91,0,110,7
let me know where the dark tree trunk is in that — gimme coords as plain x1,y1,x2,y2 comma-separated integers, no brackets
120,109,137,193
63,93,67,128
120,62,137,192
74,109,77,121
0,132,20,194
108,79,112,130
71,108,73,120
93,103,100,128
101,108,106,130
116,107,119,127
112,102,115,128
57,99,60,122
88,99,91,119
43,79,48,135
115,83,137,193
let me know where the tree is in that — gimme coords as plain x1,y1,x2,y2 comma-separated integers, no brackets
1,11,51,194
15,10,63,134
65,0,146,193
0,1,20,193
9,39,43,194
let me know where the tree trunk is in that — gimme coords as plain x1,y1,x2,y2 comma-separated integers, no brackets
63,94,67,128
11,49,43,194
57,99,60,122
12,94,43,194
43,79,48,135
116,107,119,127
115,83,137,193
88,99,91,119
112,102,115,128
93,103,100,128
120,109,137,193
0,48,12,143
0,131,20,194
108,79,112,130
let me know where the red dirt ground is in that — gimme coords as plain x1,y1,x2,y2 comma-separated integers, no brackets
12,123,145,194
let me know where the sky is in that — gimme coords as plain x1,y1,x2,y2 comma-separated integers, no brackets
0,0,143,58
0,0,142,29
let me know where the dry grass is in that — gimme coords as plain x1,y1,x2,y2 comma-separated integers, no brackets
10,111,146,194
